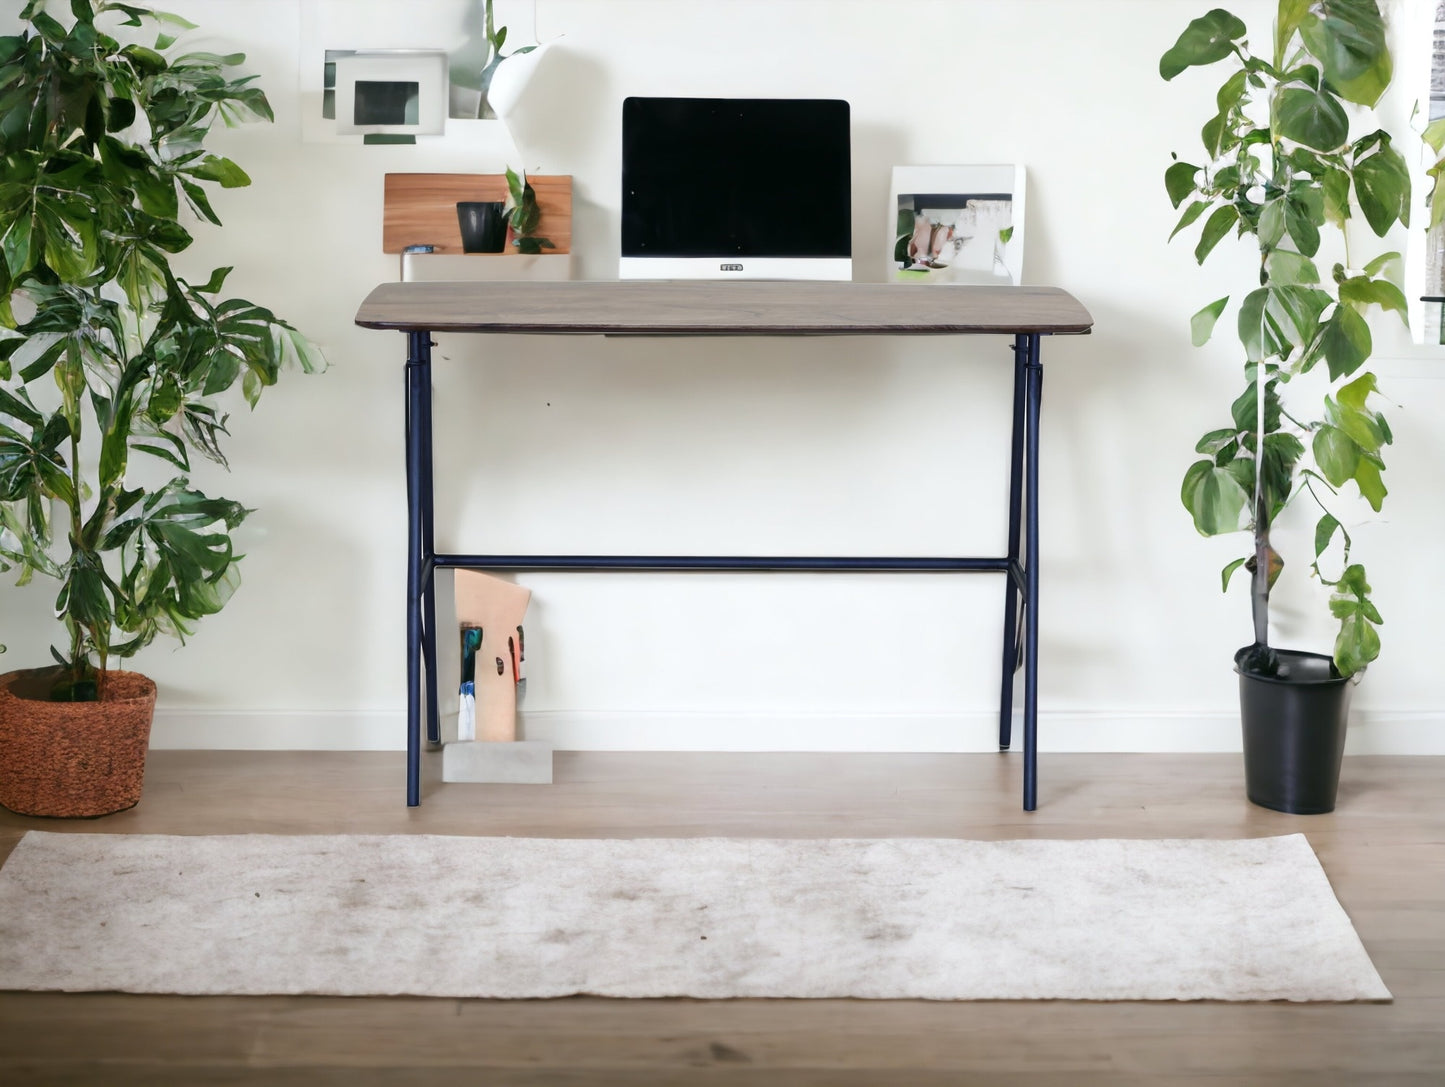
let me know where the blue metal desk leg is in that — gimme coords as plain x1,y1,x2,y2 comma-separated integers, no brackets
420,371,440,749
404,331,434,807
998,336,1027,751
1022,333,1043,811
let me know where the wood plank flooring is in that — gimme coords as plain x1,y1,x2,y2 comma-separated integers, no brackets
1,750,1441,1086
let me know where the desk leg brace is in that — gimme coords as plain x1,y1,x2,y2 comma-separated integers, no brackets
404,331,436,807
999,333,1043,811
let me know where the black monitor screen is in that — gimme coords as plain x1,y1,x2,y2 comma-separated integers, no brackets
622,97,851,259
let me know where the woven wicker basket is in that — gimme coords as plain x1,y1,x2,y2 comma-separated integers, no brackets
0,668,157,818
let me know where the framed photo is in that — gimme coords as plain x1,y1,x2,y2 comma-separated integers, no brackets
332,50,448,137
889,165,1026,285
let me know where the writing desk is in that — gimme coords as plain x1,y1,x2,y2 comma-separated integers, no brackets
355,280,1094,808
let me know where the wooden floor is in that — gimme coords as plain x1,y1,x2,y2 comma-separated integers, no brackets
0,750,1441,1086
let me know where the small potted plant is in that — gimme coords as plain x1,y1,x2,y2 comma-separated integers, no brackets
0,0,323,816
504,167,555,254
1161,1,1411,813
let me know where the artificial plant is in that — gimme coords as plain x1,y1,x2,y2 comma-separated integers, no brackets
1162,0,1411,677
0,0,323,701
476,0,535,120
504,167,554,254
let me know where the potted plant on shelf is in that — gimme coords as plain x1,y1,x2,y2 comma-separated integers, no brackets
1161,1,1410,813
0,0,323,816
505,167,554,255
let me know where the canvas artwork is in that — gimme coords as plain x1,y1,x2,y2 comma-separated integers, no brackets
889,165,1026,285
453,570,531,743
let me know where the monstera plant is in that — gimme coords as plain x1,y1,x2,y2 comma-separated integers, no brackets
1161,1,1410,812
0,0,323,715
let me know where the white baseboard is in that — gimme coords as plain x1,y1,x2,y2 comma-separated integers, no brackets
148,708,1445,755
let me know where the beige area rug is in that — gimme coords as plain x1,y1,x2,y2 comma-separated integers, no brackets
0,831,1388,1001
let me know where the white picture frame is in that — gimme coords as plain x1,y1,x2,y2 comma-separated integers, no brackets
333,50,448,137
888,165,1027,285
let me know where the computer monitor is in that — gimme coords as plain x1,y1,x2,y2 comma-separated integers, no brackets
620,97,852,281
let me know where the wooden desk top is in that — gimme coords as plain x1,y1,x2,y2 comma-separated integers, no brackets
355,280,1093,336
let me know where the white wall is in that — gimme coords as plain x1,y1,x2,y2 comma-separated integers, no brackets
2,0,1442,754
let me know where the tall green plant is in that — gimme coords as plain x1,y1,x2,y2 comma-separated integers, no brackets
1161,1,1410,677
0,0,323,700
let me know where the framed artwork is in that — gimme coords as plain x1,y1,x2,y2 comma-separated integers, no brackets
332,50,448,137
889,165,1026,285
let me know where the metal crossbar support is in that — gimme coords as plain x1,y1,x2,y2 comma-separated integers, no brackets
399,330,1045,810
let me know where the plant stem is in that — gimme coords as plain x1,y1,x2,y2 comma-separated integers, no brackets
67,421,85,689
1252,493,1270,647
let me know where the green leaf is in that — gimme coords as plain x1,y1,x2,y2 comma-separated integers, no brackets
1283,188,1322,257
1194,205,1238,264
1237,289,1274,362
1237,285,1329,361
1333,611,1380,677
1160,9,1248,80
1257,198,1287,249
1352,133,1410,235
1320,304,1371,380
185,155,251,188
1,213,35,276
1182,458,1251,536
1231,378,1281,433
1274,85,1348,151
1321,168,1351,230
1197,427,1240,455
1362,250,1403,289
1335,371,1379,414
1191,296,1229,346
1201,112,1228,159
1221,555,1248,591
1165,161,1200,208
1300,0,1391,107
1338,275,1408,325
1170,199,1211,241
1275,0,1311,68
1314,513,1341,559
1354,452,1386,511
1265,249,1319,285
1313,424,1359,487
1325,376,1389,456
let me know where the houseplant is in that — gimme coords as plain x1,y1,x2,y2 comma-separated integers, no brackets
0,0,323,815
504,167,554,254
1161,1,1410,812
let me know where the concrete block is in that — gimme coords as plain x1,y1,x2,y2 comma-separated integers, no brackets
443,739,553,784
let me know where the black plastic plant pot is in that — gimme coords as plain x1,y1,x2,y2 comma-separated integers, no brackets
456,201,508,253
1235,646,1353,815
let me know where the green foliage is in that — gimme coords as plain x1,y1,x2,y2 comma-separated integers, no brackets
476,0,536,120
1424,117,1445,233
1162,0,1408,677
0,0,324,699
503,167,555,256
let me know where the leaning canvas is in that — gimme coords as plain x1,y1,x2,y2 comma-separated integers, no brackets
890,165,1026,285
433,568,531,744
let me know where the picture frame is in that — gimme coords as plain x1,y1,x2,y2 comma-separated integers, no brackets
888,165,1026,285
332,50,448,137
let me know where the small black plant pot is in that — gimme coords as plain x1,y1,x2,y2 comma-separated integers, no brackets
456,201,508,253
1236,646,1353,815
